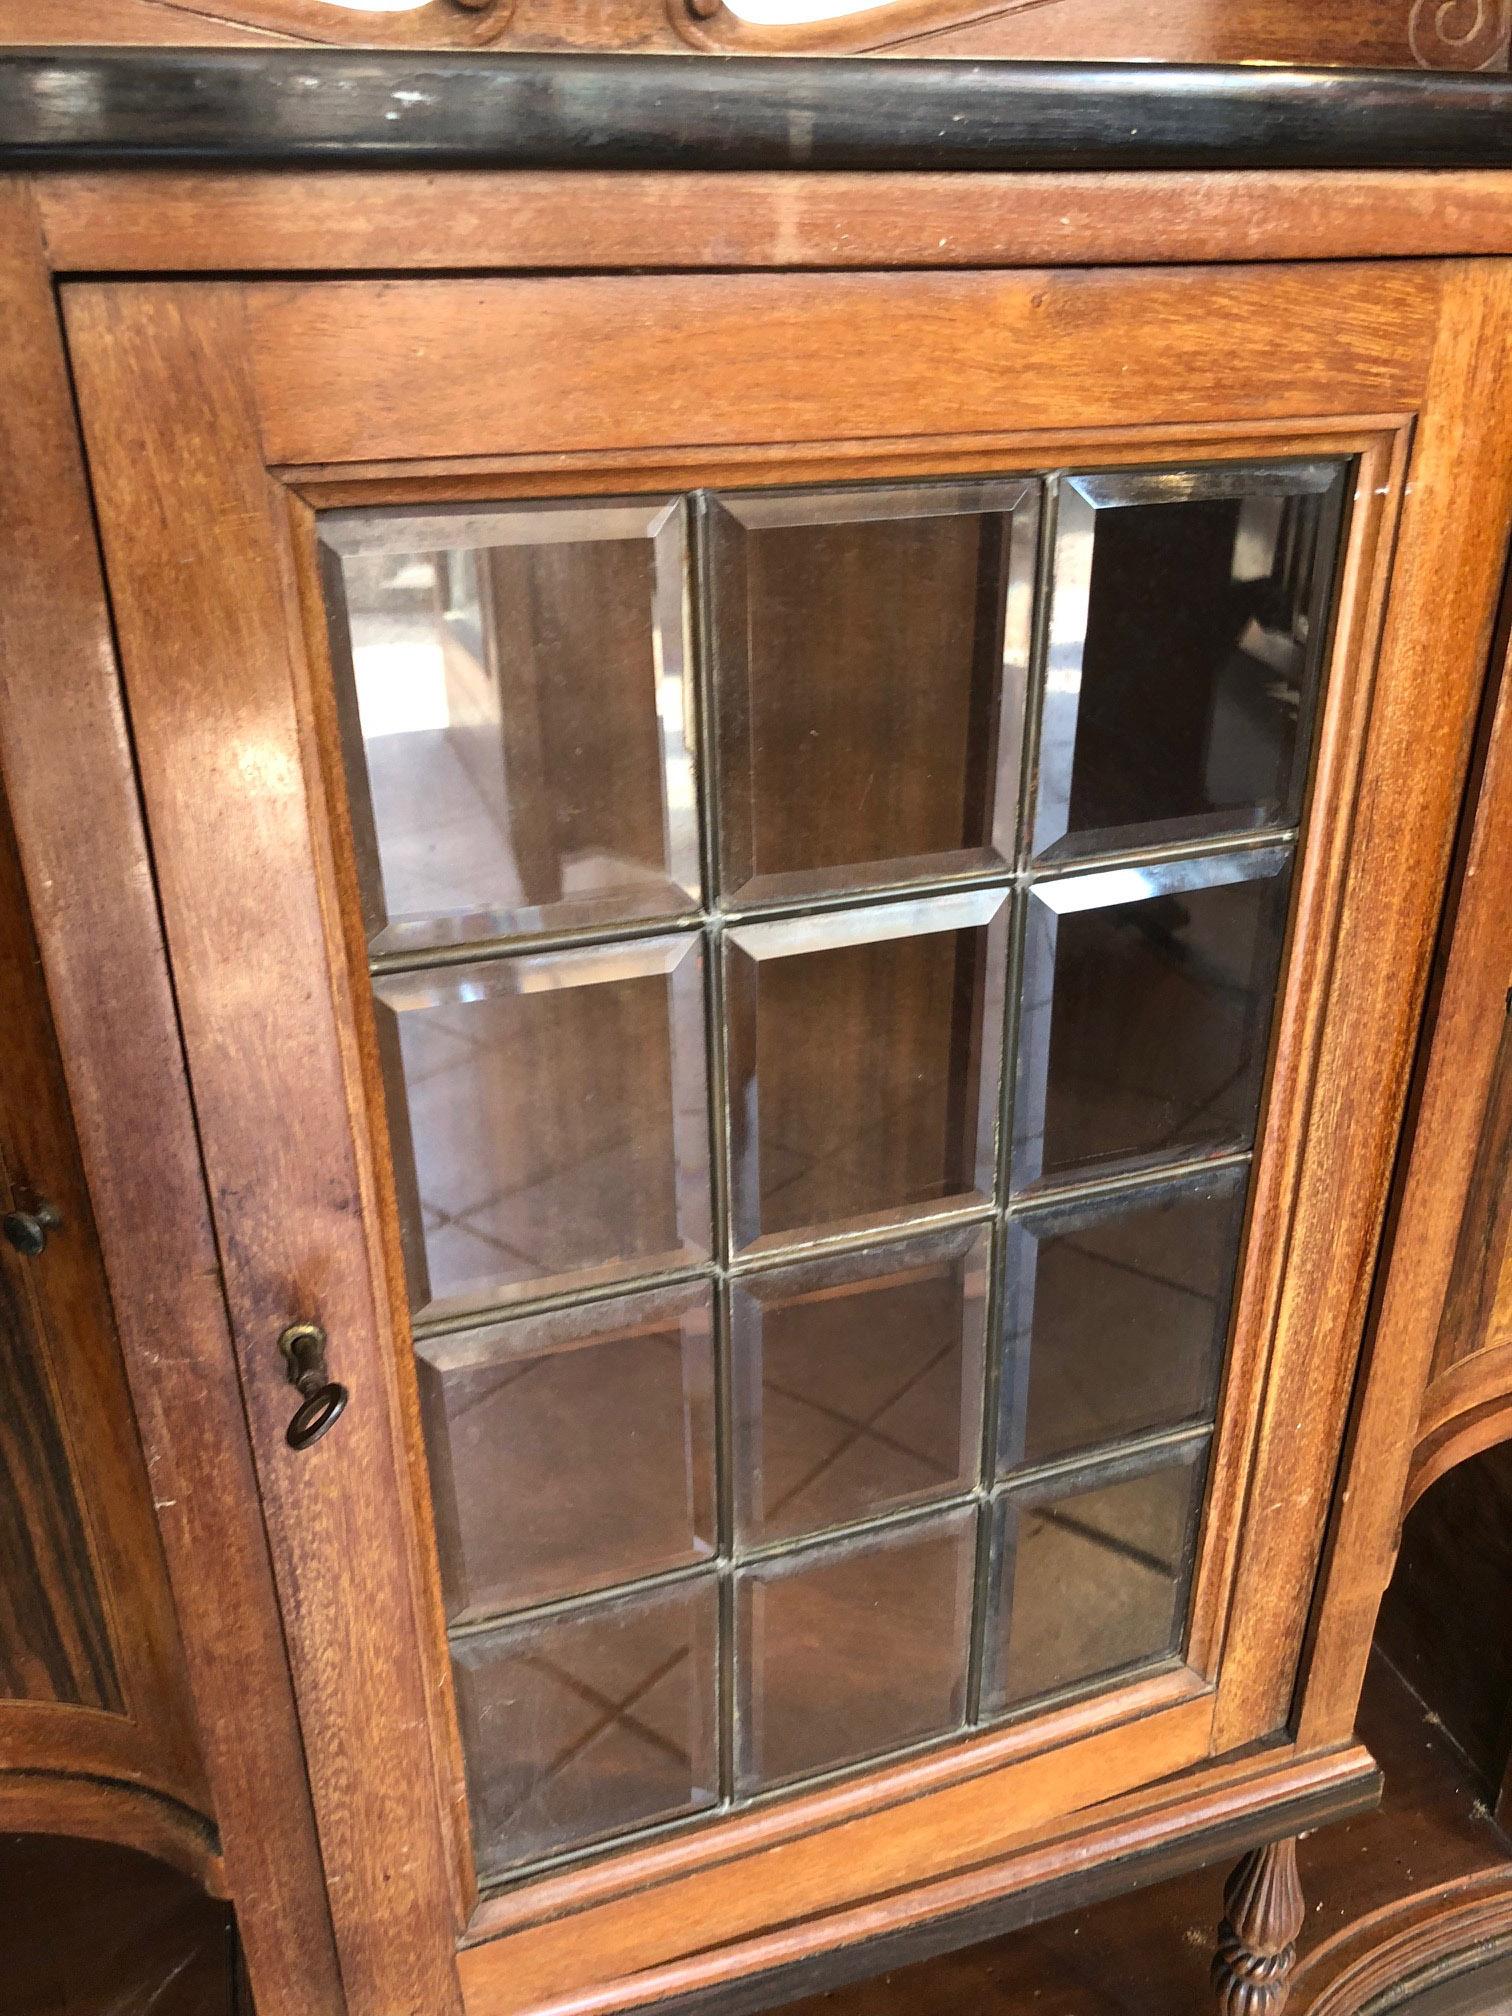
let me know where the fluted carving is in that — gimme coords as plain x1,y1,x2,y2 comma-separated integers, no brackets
1212,1839,1306,2016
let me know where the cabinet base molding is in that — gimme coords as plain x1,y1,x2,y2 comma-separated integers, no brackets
458,1746,1380,2016
0,1768,223,1894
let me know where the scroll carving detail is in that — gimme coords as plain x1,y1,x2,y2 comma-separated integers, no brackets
1409,0,1512,70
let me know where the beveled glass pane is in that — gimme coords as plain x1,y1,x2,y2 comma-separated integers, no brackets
417,1282,716,1624
1013,849,1291,1190
321,498,699,955
732,1223,989,1545
726,890,1008,1253
452,1576,718,1880
710,482,1037,906
1000,1166,1248,1473
374,934,710,1318
983,1440,1208,1716
735,1504,976,1791
1033,463,1346,862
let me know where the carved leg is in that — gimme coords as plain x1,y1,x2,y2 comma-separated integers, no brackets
1211,1838,1305,2016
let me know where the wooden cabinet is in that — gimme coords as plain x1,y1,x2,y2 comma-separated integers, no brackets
4,50,1512,2016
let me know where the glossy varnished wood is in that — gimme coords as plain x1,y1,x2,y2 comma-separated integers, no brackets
0,179,342,2010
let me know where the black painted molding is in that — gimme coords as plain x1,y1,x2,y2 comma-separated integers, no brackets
0,49,1510,171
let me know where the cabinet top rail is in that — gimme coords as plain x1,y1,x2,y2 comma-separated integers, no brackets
2,50,1511,171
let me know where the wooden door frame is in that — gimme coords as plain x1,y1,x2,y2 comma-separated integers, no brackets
46,232,1511,2016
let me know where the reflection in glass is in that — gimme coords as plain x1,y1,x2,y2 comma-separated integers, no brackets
983,1440,1208,1716
710,482,1038,906
452,1576,718,1880
1033,463,1345,862
725,890,1008,1252
321,498,699,955
732,1224,989,1544
735,1505,976,1791
1000,1165,1248,1473
374,934,710,1318
417,1282,717,1624
1013,849,1291,1190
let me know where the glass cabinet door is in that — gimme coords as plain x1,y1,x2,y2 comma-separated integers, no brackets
72,255,1501,2016
320,459,1347,1883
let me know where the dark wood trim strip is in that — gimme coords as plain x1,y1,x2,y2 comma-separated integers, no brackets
3,52,1512,171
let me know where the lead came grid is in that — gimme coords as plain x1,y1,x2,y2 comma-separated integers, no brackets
320,459,1349,1887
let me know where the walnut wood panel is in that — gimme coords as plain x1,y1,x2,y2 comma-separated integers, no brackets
246,265,1437,467
64,280,464,2016
35,169,1512,278
1300,508,1512,1751
0,181,343,2016
3,0,1508,68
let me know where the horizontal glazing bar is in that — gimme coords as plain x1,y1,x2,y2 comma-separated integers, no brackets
1008,1145,1255,1216
446,1490,986,1645
409,1202,1002,1342
992,1422,1215,1502
443,1422,1214,1651
407,1139,1255,1345
367,826,1299,981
